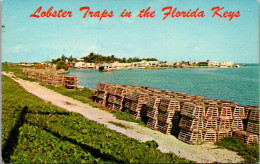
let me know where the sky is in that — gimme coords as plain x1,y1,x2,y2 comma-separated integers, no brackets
1,0,259,63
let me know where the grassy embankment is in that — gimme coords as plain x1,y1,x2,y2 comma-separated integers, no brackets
2,74,192,163
216,137,259,163
2,65,259,163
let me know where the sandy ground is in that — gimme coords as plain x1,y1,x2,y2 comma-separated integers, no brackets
2,72,244,163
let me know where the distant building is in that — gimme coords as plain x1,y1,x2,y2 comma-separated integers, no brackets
208,61,220,67
111,61,131,69
165,62,175,66
86,63,96,68
75,61,86,68
220,61,235,67
147,61,160,66
132,60,160,67
197,62,208,66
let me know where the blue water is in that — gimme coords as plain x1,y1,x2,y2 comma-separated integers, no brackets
68,64,259,106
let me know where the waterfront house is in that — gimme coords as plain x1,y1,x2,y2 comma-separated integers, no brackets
111,61,132,69
208,61,220,67
86,63,96,68
75,61,86,68
197,62,209,66
147,61,160,66
220,61,235,67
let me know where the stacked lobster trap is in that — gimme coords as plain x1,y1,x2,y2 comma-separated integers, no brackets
23,68,78,89
94,82,259,145
234,106,259,144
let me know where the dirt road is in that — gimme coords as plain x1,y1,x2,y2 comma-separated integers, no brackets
2,72,244,163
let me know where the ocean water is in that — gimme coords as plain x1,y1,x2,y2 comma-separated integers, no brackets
68,64,259,106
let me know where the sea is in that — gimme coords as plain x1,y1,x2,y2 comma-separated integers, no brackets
68,64,259,106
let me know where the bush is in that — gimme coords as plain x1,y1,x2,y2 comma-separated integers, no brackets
56,60,68,70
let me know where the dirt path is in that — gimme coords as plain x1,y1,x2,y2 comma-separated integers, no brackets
2,72,244,163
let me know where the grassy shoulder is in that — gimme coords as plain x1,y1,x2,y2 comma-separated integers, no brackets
2,75,192,163
216,137,259,163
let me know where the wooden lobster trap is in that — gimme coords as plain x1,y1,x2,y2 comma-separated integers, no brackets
203,99,218,107
218,119,232,131
234,130,259,144
95,91,108,100
181,102,205,119
157,120,173,134
219,106,233,120
218,100,239,107
146,106,158,119
157,110,180,125
203,129,217,143
128,90,141,102
203,119,218,131
158,98,180,112
147,118,158,130
178,128,203,144
124,89,134,101
104,84,117,95
27,71,38,79
52,74,64,87
113,103,122,111
95,97,106,106
125,109,141,119
107,94,116,104
232,106,245,119
179,116,204,132
113,95,124,106
106,102,122,112
248,106,259,122
192,99,205,106
246,121,259,135
41,73,49,84
36,72,43,83
217,131,232,141
115,86,127,97
123,98,132,109
106,102,114,111
231,119,244,131
64,75,78,89
146,96,160,109
204,106,219,119
47,73,54,85
96,82,106,91
129,101,143,112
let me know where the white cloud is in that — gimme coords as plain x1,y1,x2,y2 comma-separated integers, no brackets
87,45,97,51
13,45,23,53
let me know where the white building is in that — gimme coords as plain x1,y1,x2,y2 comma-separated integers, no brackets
75,61,86,68
111,62,132,69
132,60,160,67
209,61,220,67
86,63,96,68
220,61,235,67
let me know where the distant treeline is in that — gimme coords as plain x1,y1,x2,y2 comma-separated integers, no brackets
51,53,158,64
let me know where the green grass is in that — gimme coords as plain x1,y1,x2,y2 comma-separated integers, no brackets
216,137,259,163
111,111,147,126
2,75,192,163
44,85,95,104
108,121,129,129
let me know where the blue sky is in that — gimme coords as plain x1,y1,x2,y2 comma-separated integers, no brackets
2,0,259,63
